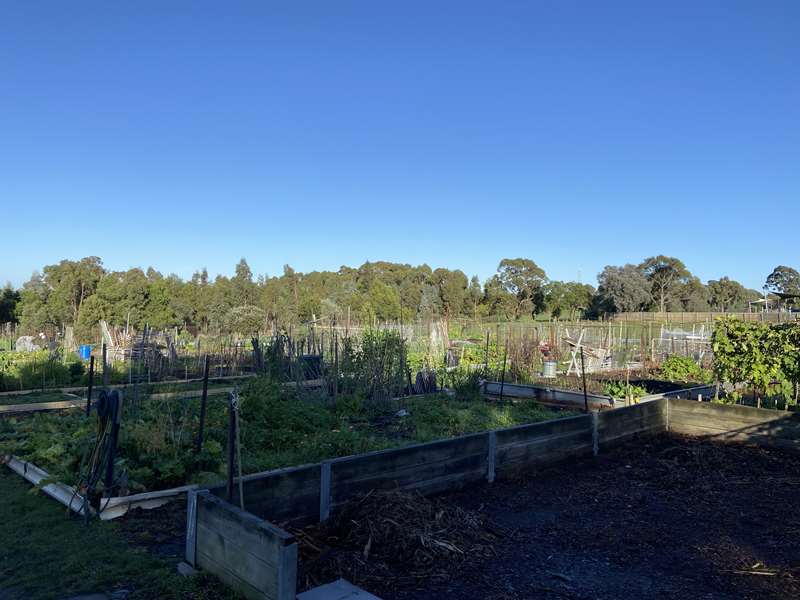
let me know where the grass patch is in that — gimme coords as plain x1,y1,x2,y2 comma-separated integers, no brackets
0,468,235,600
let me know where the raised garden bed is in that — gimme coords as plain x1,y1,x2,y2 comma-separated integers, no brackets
303,433,800,599
1,377,570,508
181,399,799,600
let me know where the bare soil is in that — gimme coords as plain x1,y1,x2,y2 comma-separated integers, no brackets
298,435,800,600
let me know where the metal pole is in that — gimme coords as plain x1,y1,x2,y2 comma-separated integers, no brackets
85,355,95,416
195,355,210,453
580,347,589,413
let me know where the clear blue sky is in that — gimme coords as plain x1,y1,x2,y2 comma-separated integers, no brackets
2,1,798,290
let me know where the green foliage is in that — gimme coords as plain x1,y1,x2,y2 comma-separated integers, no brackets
0,283,19,322
339,329,407,402
765,265,800,296
639,255,691,312
447,367,487,402
660,355,712,383
0,350,88,391
603,380,647,402
3,373,567,493
596,264,651,314
712,317,800,405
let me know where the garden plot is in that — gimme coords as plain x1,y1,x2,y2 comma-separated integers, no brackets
297,434,800,600
0,377,569,513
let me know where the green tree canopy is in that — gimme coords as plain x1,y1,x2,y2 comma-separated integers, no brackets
596,264,651,313
496,258,547,318
639,255,691,312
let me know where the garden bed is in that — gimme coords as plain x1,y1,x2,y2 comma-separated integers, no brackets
296,434,800,599
0,377,570,499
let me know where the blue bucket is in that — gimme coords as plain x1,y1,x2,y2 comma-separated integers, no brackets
79,344,92,360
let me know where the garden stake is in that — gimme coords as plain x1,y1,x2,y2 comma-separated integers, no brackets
104,391,122,492
195,354,210,453
226,392,236,503
102,343,109,387
234,392,245,510
580,347,589,413
85,355,95,416
499,338,508,402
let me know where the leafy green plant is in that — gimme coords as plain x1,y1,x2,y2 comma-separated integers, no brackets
2,371,572,493
603,380,647,403
660,355,712,383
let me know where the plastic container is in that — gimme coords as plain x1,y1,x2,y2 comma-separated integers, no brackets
542,360,558,378
79,344,92,360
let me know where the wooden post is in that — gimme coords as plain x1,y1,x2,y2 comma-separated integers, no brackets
226,392,236,502
195,355,210,453
580,347,589,413
499,338,508,402
486,431,496,483
102,343,109,387
332,329,339,405
484,330,490,369
319,461,332,521
85,355,95,416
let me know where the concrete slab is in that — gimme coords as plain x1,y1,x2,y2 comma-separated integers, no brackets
297,579,382,600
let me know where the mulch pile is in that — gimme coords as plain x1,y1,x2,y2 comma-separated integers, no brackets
293,488,509,592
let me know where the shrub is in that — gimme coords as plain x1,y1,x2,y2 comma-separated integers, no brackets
603,380,647,403
660,355,712,383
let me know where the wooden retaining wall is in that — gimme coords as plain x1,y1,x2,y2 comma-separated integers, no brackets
210,464,321,526
668,399,800,452
494,414,595,476
186,490,297,600
597,400,667,446
326,433,489,516
191,402,668,598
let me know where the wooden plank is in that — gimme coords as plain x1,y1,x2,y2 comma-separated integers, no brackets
4,457,88,515
597,416,663,444
277,543,298,600
196,523,280,598
209,464,321,524
668,414,800,439
0,399,84,416
319,461,331,521
495,414,591,446
330,468,486,512
668,410,800,433
596,401,665,430
185,490,198,566
668,423,800,452
198,492,294,554
329,433,488,482
196,548,275,600
496,429,593,468
598,424,664,447
487,431,496,483
670,398,800,422
330,451,486,503
596,402,666,447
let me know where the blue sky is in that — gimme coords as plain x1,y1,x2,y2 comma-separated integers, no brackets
2,1,797,290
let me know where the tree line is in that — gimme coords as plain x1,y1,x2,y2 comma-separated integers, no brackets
1,256,797,342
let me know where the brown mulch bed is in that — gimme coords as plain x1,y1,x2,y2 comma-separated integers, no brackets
295,435,800,599
294,489,509,591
